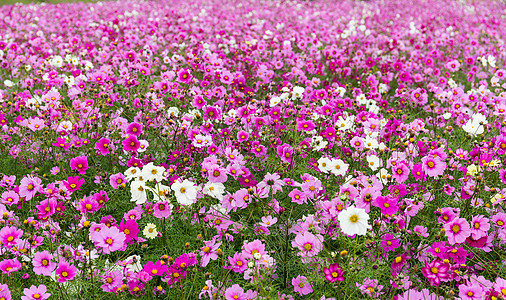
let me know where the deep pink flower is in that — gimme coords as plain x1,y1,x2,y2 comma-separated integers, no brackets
0,258,21,275
153,201,171,219
143,261,168,277
70,156,89,175
95,138,111,155
372,195,399,215
123,135,140,152
323,263,345,283
119,219,139,243
63,176,85,192
381,234,400,252
0,226,23,246
422,260,450,286
55,262,77,283
127,122,143,137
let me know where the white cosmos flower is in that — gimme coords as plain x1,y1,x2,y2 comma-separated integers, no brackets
330,159,349,176
148,183,171,202
317,157,333,173
171,179,197,205
143,223,158,239
130,180,147,205
124,167,141,180
203,181,226,200
366,155,381,171
338,206,370,236
141,162,165,182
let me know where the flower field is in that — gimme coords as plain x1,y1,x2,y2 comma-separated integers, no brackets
0,0,506,298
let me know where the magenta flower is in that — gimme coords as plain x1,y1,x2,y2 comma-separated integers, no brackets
371,195,399,215
392,162,410,183
119,219,139,244
224,284,246,300
127,122,143,137
381,234,400,252
297,120,316,132
291,232,323,257
91,225,126,254
63,176,85,192
32,251,56,276
0,258,22,275
292,275,313,296
55,262,77,283
323,263,345,283
95,137,111,155
143,260,168,277
70,156,89,175
200,240,221,267
52,137,71,150
123,135,140,152
443,217,471,245
21,285,51,300
0,226,23,246
101,270,123,293
422,260,450,286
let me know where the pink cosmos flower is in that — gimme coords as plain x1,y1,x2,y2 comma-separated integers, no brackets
1,190,19,206
0,226,23,246
288,188,307,205
371,195,399,215
242,239,267,259
143,260,168,277
123,135,140,152
323,263,345,283
292,275,313,296
443,217,471,245
357,278,384,297
381,234,400,252
95,137,111,155
458,282,483,300
153,201,171,219
227,253,247,273
119,219,139,244
55,261,77,283
32,251,56,276
21,285,51,300
257,172,285,195
207,166,228,183
421,156,446,177
200,240,221,267
91,225,126,254
19,175,42,201
392,162,410,183
52,137,71,150
101,270,123,293
70,156,89,175
224,284,246,300
110,173,127,189
63,176,85,192
470,215,490,239
291,232,323,257
0,258,22,275
422,260,450,286
127,122,143,137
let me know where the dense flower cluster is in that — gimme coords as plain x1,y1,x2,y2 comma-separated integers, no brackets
0,0,505,298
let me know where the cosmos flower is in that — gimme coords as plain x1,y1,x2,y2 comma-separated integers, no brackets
338,206,370,236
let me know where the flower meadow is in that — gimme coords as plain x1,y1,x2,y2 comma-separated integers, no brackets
0,0,506,298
